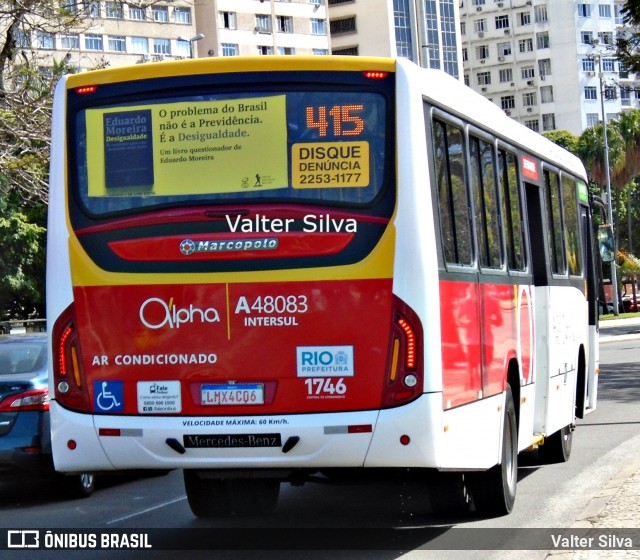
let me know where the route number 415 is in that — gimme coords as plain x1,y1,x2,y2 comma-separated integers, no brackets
304,377,347,396
305,105,365,137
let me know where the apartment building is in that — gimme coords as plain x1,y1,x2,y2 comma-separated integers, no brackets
327,0,463,79
195,0,330,57
15,0,330,73
16,1,200,70
460,0,640,135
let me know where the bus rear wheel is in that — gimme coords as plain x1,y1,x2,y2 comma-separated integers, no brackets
469,384,518,516
539,425,573,464
183,471,281,517
228,479,280,516
183,470,232,518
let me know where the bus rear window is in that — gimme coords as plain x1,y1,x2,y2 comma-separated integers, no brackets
73,90,388,216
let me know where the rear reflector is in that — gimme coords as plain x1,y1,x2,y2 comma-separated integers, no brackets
324,424,373,435
98,428,121,437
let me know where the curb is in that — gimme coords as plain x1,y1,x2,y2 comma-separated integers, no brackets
545,460,640,559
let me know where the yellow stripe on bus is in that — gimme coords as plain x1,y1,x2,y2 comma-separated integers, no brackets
65,56,396,89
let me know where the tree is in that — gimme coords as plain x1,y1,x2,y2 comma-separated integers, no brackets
618,250,640,304
0,190,46,318
612,109,640,188
616,0,640,73
576,122,625,188
542,130,580,155
0,1,87,318
0,1,93,204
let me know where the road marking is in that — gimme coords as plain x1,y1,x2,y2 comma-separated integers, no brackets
106,496,187,525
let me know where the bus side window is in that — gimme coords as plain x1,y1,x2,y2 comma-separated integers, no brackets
470,135,502,269
562,176,582,276
433,119,473,266
544,170,566,275
498,149,526,271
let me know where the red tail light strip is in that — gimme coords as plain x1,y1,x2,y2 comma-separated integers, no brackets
58,324,74,376
396,317,416,370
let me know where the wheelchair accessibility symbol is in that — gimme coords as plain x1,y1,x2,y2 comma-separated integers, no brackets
94,381,124,412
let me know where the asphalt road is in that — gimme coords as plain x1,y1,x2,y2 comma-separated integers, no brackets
1,337,639,560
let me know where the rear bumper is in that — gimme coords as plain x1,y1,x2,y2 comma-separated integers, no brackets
51,394,446,473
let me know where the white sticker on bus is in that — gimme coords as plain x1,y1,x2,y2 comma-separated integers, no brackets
296,346,354,377
137,381,182,414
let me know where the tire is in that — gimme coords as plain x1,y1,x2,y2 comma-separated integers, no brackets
228,479,280,516
183,470,232,518
539,425,573,464
427,471,472,516
63,473,96,499
469,384,518,516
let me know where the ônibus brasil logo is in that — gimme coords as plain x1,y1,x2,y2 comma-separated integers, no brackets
139,297,220,330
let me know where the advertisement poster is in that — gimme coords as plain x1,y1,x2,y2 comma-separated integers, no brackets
85,95,288,197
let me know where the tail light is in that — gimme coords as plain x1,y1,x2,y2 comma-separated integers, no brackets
0,388,49,412
74,85,98,95
52,304,92,412
382,296,424,407
363,71,389,80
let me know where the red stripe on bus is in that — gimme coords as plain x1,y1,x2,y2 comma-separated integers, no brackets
108,232,354,261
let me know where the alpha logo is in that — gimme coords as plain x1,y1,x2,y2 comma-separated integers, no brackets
139,297,220,330
179,237,278,255
296,345,355,378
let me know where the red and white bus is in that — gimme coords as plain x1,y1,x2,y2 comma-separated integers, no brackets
47,56,601,517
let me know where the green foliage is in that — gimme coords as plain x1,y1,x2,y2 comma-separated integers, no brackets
618,250,640,278
0,193,46,318
576,123,626,188
617,0,640,73
0,0,89,319
542,130,580,155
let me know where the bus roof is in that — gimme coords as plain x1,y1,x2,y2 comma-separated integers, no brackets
64,55,397,89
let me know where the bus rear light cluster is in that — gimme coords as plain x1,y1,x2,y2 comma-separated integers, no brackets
382,296,424,408
52,304,92,412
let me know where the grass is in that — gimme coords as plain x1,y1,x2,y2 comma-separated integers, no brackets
599,311,640,321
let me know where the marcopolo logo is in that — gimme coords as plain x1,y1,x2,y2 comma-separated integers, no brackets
179,237,278,256
139,297,221,330
296,345,354,378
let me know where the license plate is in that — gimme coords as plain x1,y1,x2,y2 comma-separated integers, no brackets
201,383,264,406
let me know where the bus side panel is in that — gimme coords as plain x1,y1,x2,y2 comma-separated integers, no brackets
440,280,528,409
438,393,504,470
47,78,75,370
586,324,599,413
533,285,586,436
